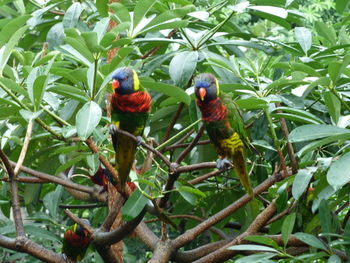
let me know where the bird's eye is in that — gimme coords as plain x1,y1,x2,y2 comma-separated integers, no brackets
124,77,128,80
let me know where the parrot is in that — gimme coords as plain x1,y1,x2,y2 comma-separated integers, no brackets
89,166,136,192
109,67,151,190
62,220,91,262
194,73,254,197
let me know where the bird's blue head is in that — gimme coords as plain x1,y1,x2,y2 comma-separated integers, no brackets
194,73,219,102
73,219,90,237
111,67,140,95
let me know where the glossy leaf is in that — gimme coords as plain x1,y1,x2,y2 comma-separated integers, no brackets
122,189,147,221
141,79,191,105
327,151,350,190
76,101,102,140
227,244,279,253
63,2,83,28
289,125,350,142
294,232,327,250
292,167,317,200
282,213,296,247
294,27,312,54
169,51,198,88
0,26,28,76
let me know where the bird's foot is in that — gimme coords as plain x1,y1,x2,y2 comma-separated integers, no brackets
136,136,143,146
216,157,232,170
109,124,118,135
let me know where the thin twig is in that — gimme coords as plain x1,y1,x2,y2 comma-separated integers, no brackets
9,160,94,194
276,104,298,174
176,124,205,164
161,103,185,143
14,120,33,176
59,203,106,209
64,209,95,234
162,140,210,152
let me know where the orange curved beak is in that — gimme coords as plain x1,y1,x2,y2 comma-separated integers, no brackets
198,88,206,101
112,79,119,91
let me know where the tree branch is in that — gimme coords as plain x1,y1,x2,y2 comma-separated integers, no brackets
0,150,25,237
172,172,287,249
176,124,205,164
14,120,33,176
192,200,277,262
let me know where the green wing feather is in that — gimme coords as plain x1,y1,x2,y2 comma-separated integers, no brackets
219,92,253,197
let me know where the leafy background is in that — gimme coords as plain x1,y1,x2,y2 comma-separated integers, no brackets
1,0,350,262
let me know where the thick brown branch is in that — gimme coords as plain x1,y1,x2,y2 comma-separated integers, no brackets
148,240,174,263
93,208,146,246
0,235,71,263
193,201,277,262
172,240,231,263
146,214,227,239
172,172,287,249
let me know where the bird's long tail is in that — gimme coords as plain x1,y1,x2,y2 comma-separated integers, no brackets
116,133,137,188
232,148,254,198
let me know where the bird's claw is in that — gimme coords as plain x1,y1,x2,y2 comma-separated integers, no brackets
109,124,118,135
216,158,232,170
136,136,143,146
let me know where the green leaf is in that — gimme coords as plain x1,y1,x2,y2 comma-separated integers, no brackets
138,20,189,35
64,37,95,64
122,189,147,221
248,5,288,18
328,62,342,84
328,254,341,263
55,155,86,174
43,186,63,218
282,213,296,247
294,27,312,54
327,151,350,190
26,67,48,111
227,244,279,253
169,51,198,88
0,15,30,46
133,0,157,30
76,101,102,140
236,97,268,110
47,23,65,49
289,124,350,143
294,232,327,250
96,0,109,17
0,25,28,76
141,79,191,105
81,31,103,53
48,84,87,102
244,236,280,249
323,91,340,124
292,167,317,200
63,2,83,28
336,0,350,14
319,200,332,242
110,3,131,23
314,21,337,47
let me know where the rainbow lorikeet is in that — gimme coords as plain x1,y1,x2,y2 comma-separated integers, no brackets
194,73,253,197
109,67,151,189
89,166,136,192
62,220,91,262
